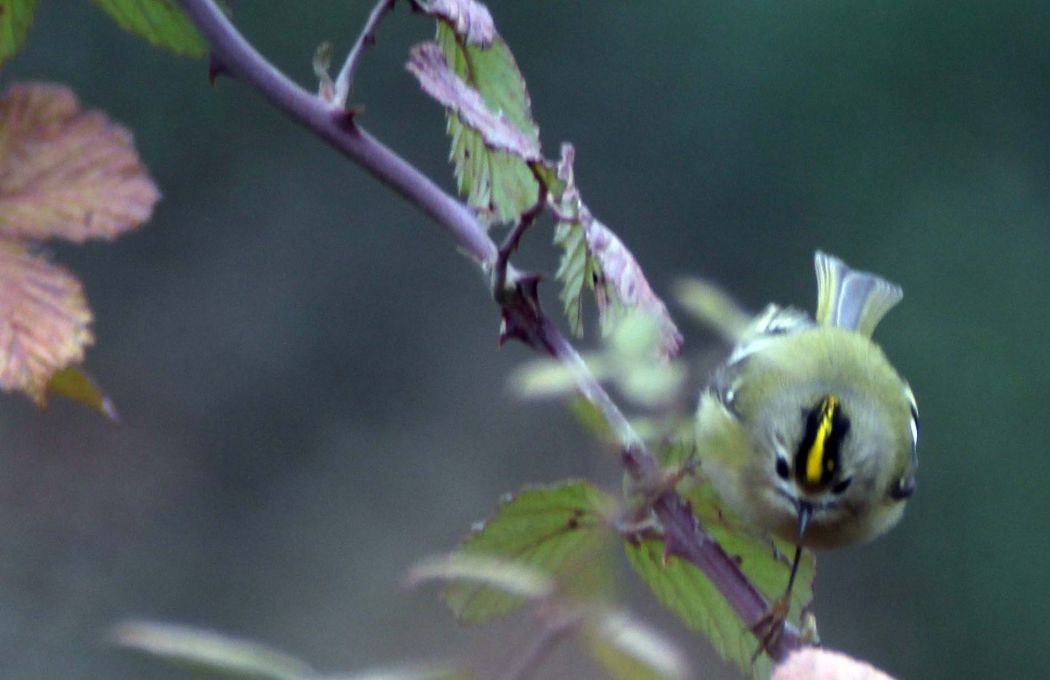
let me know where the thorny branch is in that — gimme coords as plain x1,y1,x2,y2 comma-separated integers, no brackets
180,0,496,267
177,0,802,663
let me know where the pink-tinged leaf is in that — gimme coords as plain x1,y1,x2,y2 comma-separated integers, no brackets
415,0,495,47
0,82,160,242
0,239,93,402
553,144,683,357
407,42,540,162
430,18,540,225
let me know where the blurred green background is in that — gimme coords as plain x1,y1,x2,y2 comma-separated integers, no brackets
2,1,1048,678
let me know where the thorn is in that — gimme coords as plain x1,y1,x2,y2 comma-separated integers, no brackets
518,272,543,297
497,318,509,347
498,307,535,349
332,107,361,132
495,273,546,351
208,54,230,85
750,595,791,664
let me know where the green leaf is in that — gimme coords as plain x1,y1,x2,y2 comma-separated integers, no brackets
408,553,554,600
91,0,207,57
507,356,605,400
584,609,689,680
442,481,617,622
529,158,565,199
551,145,682,356
433,20,540,225
683,478,815,619
625,539,773,679
45,366,119,422
673,277,751,344
566,396,617,444
659,442,816,622
553,217,594,337
110,620,314,679
408,42,540,161
606,311,685,408
624,451,815,678
0,0,37,68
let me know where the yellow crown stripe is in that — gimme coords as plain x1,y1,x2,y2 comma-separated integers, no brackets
805,396,838,484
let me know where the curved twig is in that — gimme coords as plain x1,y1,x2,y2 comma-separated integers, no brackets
179,0,496,268
333,0,396,108
177,0,801,661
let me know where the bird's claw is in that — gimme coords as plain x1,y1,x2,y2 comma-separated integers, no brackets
750,595,791,663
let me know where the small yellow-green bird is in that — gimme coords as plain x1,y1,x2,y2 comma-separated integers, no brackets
695,251,918,635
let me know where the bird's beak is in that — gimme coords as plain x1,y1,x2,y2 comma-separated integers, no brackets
780,499,814,608
797,500,813,544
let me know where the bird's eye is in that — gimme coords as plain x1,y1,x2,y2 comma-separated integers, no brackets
890,476,916,500
775,457,790,480
831,477,852,495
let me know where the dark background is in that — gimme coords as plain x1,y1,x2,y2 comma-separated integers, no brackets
2,1,1048,678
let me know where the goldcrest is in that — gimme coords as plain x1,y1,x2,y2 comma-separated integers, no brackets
695,251,918,576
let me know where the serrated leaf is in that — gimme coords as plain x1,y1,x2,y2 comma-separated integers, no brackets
91,0,207,57
0,0,38,68
0,240,92,402
416,0,494,47
625,538,773,679
680,477,815,623
553,218,591,337
110,620,314,680
659,440,815,622
430,20,540,225
551,145,682,356
0,82,160,242
624,448,815,678
44,365,119,421
673,277,751,344
584,610,689,680
442,481,616,623
408,43,539,161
